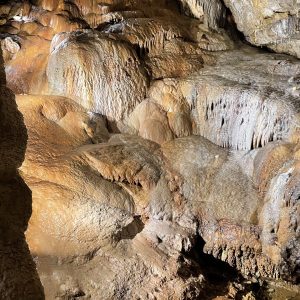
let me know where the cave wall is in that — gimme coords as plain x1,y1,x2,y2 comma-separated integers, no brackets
0,0,299,299
0,48,44,299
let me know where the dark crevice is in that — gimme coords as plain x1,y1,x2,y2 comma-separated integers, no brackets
178,234,278,300
178,234,239,299
220,0,247,43
118,216,144,240
221,116,225,127
96,19,122,32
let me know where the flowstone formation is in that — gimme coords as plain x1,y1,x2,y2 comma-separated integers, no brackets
0,0,300,299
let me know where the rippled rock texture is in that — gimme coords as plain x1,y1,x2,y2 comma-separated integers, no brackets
0,0,299,299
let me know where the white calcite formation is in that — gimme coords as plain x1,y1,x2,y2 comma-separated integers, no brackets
148,49,300,150
180,0,226,29
47,30,148,121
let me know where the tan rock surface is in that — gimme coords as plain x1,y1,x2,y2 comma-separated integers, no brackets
0,0,299,299
17,94,299,297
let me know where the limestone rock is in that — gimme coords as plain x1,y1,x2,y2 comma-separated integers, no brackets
104,17,189,55
223,0,300,58
2,34,50,94
47,30,148,121
125,100,174,144
18,94,300,296
179,0,227,29
1,36,20,61
0,0,300,299
149,47,300,150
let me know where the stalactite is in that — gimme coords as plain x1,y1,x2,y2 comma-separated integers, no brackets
105,18,184,55
180,0,227,29
197,86,295,150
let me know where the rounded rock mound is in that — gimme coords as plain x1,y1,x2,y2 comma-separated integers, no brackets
47,30,148,121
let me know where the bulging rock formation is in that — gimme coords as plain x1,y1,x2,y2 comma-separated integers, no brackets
223,0,300,59
148,48,300,150
47,30,148,121
0,0,299,299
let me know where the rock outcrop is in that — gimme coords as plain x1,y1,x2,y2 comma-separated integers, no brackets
223,0,300,59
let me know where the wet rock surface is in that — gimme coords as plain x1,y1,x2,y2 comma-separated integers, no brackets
0,0,299,299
